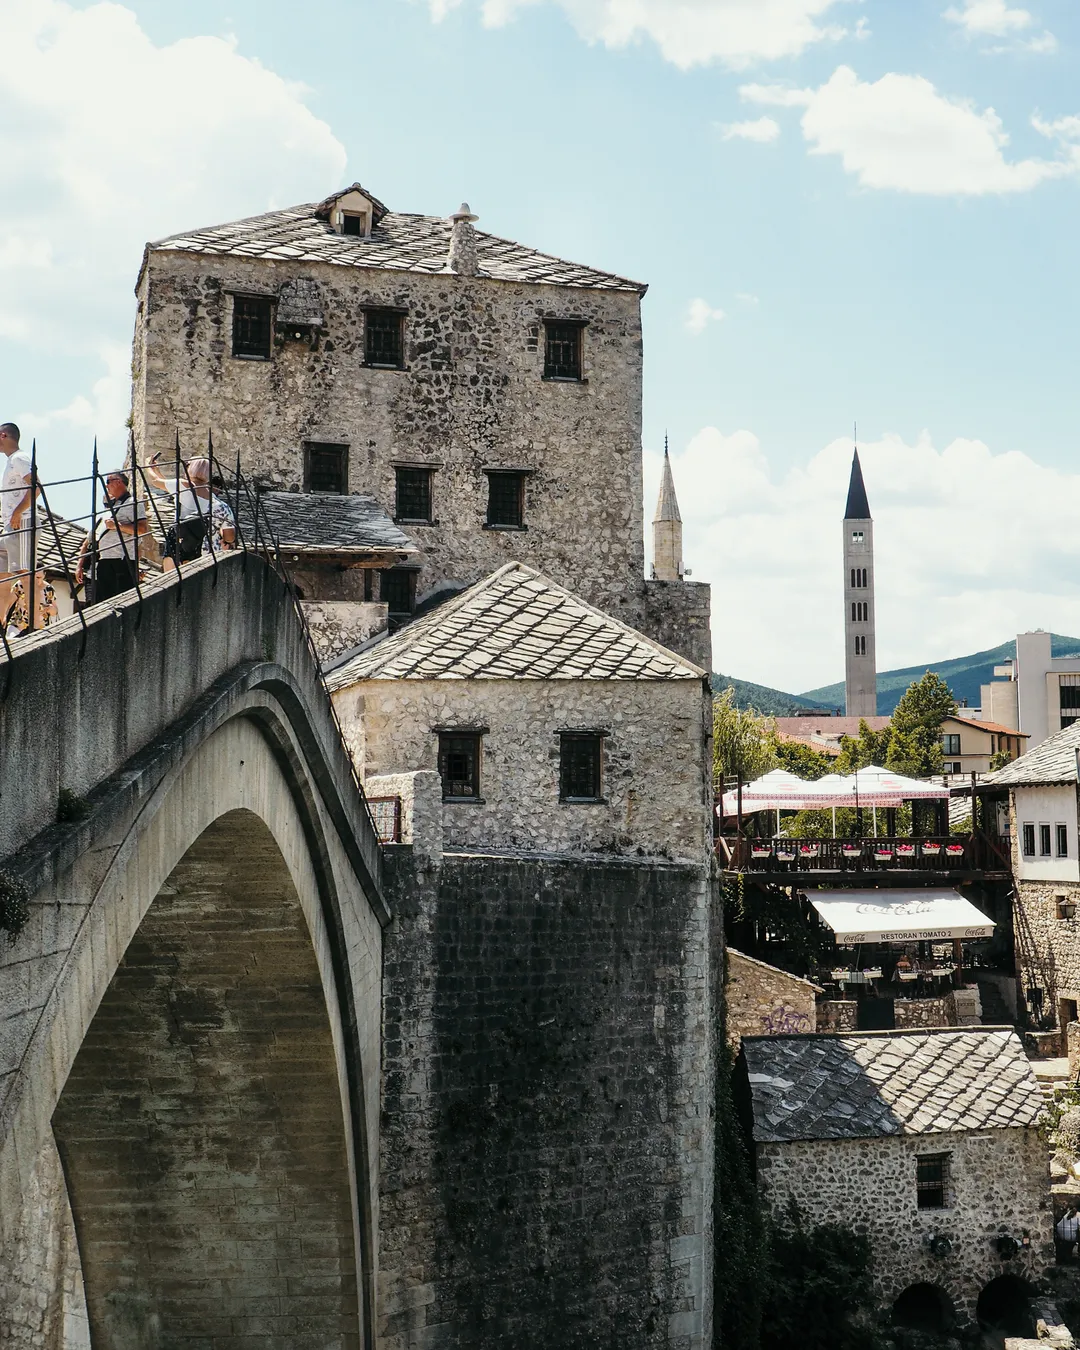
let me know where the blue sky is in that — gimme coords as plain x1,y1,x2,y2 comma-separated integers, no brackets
3,0,1079,691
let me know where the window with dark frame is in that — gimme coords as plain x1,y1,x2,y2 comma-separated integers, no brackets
560,733,603,802
438,732,482,800
486,471,525,528
395,467,432,522
342,213,364,236
364,308,404,368
380,569,415,617
916,1153,950,1209
304,442,348,494
232,295,273,359
942,734,961,756
543,321,584,380
1058,823,1069,857
1041,823,1053,856
1023,822,1036,857
854,635,866,657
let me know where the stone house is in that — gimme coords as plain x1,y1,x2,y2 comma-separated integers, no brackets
990,723,1080,1052
326,560,712,863
725,948,821,1049
739,1027,1049,1329
130,181,710,665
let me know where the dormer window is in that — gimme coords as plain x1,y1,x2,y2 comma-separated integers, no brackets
342,212,367,237
317,186,383,238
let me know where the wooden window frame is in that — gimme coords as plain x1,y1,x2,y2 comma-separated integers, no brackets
304,442,349,494
542,320,586,381
363,307,406,370
438,730,484,803
232,294,274,360
559,731,605,803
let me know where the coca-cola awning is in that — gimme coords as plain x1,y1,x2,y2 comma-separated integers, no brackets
809,888,995,943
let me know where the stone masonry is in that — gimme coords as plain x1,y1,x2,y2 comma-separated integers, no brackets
378,849,720,1350
130,187,712,667
724,948,820,1050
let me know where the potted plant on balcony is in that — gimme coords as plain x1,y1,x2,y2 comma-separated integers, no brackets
945,842,966,858
751,842,773,859
874,844,894,861
921,841,942,856
841,842,862,859
799,842,820,859
896,842,916,860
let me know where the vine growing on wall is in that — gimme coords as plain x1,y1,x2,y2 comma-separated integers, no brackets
0,869,31,943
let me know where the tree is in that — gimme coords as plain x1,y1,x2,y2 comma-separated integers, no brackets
712,688,777,789
990,748,1014,772
765,1206,885,1350
891,671,956,735
773,739,833,781
834,720,891,774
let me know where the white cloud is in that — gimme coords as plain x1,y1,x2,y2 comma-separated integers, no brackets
742,66,1076,194
429,0,854,70
644,429,1080,692
943,0,1056,52
720,116,781,143
685,298,726,334
0,0,346,476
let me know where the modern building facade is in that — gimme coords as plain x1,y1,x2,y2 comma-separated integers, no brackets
843,449,877,717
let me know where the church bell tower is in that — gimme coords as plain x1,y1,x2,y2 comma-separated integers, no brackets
843,448,877,717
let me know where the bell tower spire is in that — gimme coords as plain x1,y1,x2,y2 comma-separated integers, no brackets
843,444,877,716
651,434,683,582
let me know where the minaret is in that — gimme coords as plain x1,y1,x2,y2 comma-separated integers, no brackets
651,436,683,581
843,447,877,716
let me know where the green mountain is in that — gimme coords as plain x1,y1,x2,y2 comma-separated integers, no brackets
799,634,1080,716
710,672,836,716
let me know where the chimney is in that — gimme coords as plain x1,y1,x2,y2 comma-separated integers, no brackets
448,203,480,277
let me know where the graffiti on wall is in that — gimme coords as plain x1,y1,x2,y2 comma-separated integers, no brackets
760,1004,812,1035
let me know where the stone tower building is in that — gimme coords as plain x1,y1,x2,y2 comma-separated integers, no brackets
130,181,711,666
651,437,683,582
843,448,877,716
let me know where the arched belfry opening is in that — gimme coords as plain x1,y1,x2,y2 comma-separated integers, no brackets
52,809,361,1347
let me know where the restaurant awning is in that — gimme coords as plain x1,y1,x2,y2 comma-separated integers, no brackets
808,888,995,943
718,765,951,817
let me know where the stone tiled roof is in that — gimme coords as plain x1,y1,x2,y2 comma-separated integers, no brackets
148,197,647,294
742,1028,1043,1143
236,491,417,556
325,562,705,688
988,720,1080,786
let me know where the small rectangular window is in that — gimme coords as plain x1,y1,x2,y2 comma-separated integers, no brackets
342,213,365,236
560,733,603,802
395,467,432,523
543,321,584,380
851,530,864,543
1041,823,1053,856
304,442,348,494
380,569,415,618
916,1153,950,1209
942,735,960,756
485,471,525,528
1023,822,1036,857
232,295,273,359
1058,824,1069,858
438,732,482,800
364,308,405,368
854,635,866,657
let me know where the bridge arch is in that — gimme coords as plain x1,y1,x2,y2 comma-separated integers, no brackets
0,558,385,1346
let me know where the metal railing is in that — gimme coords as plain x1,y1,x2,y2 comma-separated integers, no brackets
719,834,1007,874
0,434,380,844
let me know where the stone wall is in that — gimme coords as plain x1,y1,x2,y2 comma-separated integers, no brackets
335,677,712,863
631,580,712,675
133,252,648,627
0,1133,89,1350
894,996,958,1029
817,1000,858,1032
757,1128,1051,1321
303,599,387,661
1014,878,1080,1020
725,949,819,1050
378,849,719,1349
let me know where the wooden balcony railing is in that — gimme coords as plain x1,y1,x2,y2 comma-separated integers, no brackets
718,834,1008,875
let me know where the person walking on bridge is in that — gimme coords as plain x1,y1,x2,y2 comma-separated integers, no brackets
76,470,148,603
0,423,44,630
143,453,234,568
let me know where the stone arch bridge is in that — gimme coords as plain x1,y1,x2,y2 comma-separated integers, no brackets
0,554,387,1348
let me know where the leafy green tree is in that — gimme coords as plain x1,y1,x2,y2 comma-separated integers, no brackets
834,720,891,774
891,671,956,735
765,1207,885,1350
713,688,777,789
772,738,833,781
990,748,1014,771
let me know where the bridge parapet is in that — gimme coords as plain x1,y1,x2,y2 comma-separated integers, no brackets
0,550,381,887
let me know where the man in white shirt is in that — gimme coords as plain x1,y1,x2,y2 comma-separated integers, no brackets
0,423,40,626
75,471,148,603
